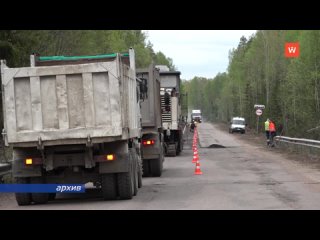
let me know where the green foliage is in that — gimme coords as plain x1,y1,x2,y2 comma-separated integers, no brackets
153,51,176,70
0,30,175,69
183,30,320,139
0,30,176,132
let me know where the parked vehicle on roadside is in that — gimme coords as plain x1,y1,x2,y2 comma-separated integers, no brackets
229,117,246,134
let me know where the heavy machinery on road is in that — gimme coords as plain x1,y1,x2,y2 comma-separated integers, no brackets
0,48,143,205
137,65,164,177
157,65,185,156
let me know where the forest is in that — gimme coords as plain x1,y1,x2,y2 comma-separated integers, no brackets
1,30,320,140
0,30,175,69
183,30,320,139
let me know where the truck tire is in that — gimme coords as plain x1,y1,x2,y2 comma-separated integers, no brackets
176,142,181,155
150,146,164,177
32,193,49,205
117,151,134,200
101,174,117,200
15,177,32,206
49,193,56,201
150,158,162,177
131,149,138,196
179,132,184,154
136,148,142,188
138,167,143,188
30,177,49,204
142,159,150,177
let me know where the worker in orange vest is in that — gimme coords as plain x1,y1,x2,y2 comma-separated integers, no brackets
269,119,276,147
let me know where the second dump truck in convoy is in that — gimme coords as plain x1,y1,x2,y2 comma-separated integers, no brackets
157,65,184,156
137,65,165,177
1,48,144,205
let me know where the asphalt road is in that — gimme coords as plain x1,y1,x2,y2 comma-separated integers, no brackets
2,122,320,209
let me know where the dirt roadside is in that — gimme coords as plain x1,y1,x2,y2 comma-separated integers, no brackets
213,121,320,170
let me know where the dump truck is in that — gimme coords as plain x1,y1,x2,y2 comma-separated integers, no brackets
0,48,143,205
136,65,164,177
157,65,184,156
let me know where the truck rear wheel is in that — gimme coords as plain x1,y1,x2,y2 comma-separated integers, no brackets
30,177,49,204
15,177,31,206
138,167,143,188
101,174,117,200
150,158,162,177
117,151,134,200
131,149,138,196
150,147,164,177
176,142,181,155
137,149,143,187
32,193,49,205
142,159,150,177
49,193,56,201
177,134,183,155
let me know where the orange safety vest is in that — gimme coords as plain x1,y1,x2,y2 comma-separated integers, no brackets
269,122,276,132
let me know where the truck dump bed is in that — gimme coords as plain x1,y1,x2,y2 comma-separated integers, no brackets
137,65,161,129
1,53,139,146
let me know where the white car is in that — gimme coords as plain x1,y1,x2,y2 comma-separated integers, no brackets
229,117,246,134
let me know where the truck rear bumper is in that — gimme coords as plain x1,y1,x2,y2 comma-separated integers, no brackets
141,146,161,160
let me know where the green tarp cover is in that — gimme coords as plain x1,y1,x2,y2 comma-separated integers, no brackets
39,53,129,61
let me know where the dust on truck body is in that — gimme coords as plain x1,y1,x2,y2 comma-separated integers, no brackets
0,48,142,205
137,65,164,177
157,65,184,156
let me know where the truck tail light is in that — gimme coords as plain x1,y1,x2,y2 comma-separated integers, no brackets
142,140,155,146
25,157,43,165
106,154,115,161
25,158,33,165
94,154,116,162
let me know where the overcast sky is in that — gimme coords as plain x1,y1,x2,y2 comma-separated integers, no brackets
143,30,257,80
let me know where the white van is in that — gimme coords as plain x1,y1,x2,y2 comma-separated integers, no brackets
229,117,246,134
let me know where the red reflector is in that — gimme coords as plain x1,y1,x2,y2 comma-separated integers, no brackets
142,140,155,145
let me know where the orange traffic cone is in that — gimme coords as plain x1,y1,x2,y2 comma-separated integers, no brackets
193,137,197,144
193,142,197,147
192,148,199,163
192,144,197,151
194,160,203,175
